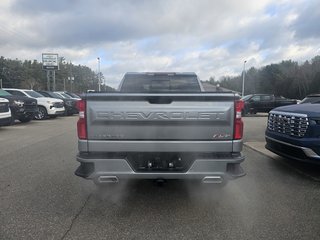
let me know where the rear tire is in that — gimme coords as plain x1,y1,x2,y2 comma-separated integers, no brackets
19,116,32,123
242,108,248,116
10,116,16,125
34,106,48,120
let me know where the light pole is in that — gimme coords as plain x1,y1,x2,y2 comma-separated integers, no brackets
63,61,67,91
68,76,74,92
97,57,101,92
242,60,247,97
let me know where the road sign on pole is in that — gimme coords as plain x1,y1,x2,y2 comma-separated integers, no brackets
42,53,59,70
42,53,59,91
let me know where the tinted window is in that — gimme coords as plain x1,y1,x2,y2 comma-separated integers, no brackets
251,96,260,101
60,93,72,98
6,90,26,97
261,95,272,101
66,92,80,98
241,95,253,101
38,91,50,97
24,90,44,98
49,92,63,98
0,89,11,96
300,96,320,104
54,93,64,98
120,74,201,93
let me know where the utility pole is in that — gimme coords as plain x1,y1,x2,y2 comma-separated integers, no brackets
47,70,51,91
242,60,247,97
52,70,56,91
68,76,74,92
97,57,101,92
42,53,59,91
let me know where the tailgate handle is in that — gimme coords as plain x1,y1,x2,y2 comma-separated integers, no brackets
147,97,173,104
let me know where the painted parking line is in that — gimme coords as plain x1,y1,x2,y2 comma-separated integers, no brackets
244,141,278,159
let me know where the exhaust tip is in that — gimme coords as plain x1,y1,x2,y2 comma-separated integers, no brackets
202,176,223,184
98,176,119,183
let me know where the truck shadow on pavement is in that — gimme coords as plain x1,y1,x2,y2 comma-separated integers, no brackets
268,156,320,182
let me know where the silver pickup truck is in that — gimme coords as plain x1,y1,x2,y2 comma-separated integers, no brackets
75,72,245,185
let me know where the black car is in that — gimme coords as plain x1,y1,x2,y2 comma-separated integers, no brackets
300,94,320,104
36,90,79,116
241,94,297,115
0,89,38,123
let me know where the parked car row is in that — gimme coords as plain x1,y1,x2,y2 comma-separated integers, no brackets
37,91,80,116
0,88,80,126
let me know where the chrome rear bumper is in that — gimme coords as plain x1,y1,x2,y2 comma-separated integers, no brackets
75,153,245,184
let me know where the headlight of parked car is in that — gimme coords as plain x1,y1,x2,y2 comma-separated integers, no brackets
13,100,24,107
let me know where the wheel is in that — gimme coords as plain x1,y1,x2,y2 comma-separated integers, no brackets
242,108,249,116
34,106,48,120
10,116,16,125
67,111,73,116
64,110,73,116
18,116,32,123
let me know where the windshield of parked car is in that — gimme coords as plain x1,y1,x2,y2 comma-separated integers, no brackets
241,95,252,101
59,93,72,98
48,92,63,99
300,96,320,104
24,90,44,98
0,89,12,96
67,92,80,98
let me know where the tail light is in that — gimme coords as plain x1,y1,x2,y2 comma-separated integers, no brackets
77,99,87,140
234,100,244,140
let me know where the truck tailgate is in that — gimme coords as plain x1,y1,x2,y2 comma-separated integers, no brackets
85,93,235,142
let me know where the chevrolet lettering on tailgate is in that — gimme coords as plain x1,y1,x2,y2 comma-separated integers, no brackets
96,111,226,121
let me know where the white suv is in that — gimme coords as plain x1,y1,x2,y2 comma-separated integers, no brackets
0,97,11,126
4,89,65,120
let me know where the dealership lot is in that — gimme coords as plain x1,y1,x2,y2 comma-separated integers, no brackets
0,116,320,240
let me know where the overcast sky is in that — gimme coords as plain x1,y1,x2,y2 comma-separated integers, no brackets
1,0,319,88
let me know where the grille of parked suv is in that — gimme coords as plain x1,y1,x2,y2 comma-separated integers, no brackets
53,102,64,108
24,100,37,110
268,111,309,138
0,102,9,113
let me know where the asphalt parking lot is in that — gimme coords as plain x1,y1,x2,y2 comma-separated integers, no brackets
0,116,320,240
